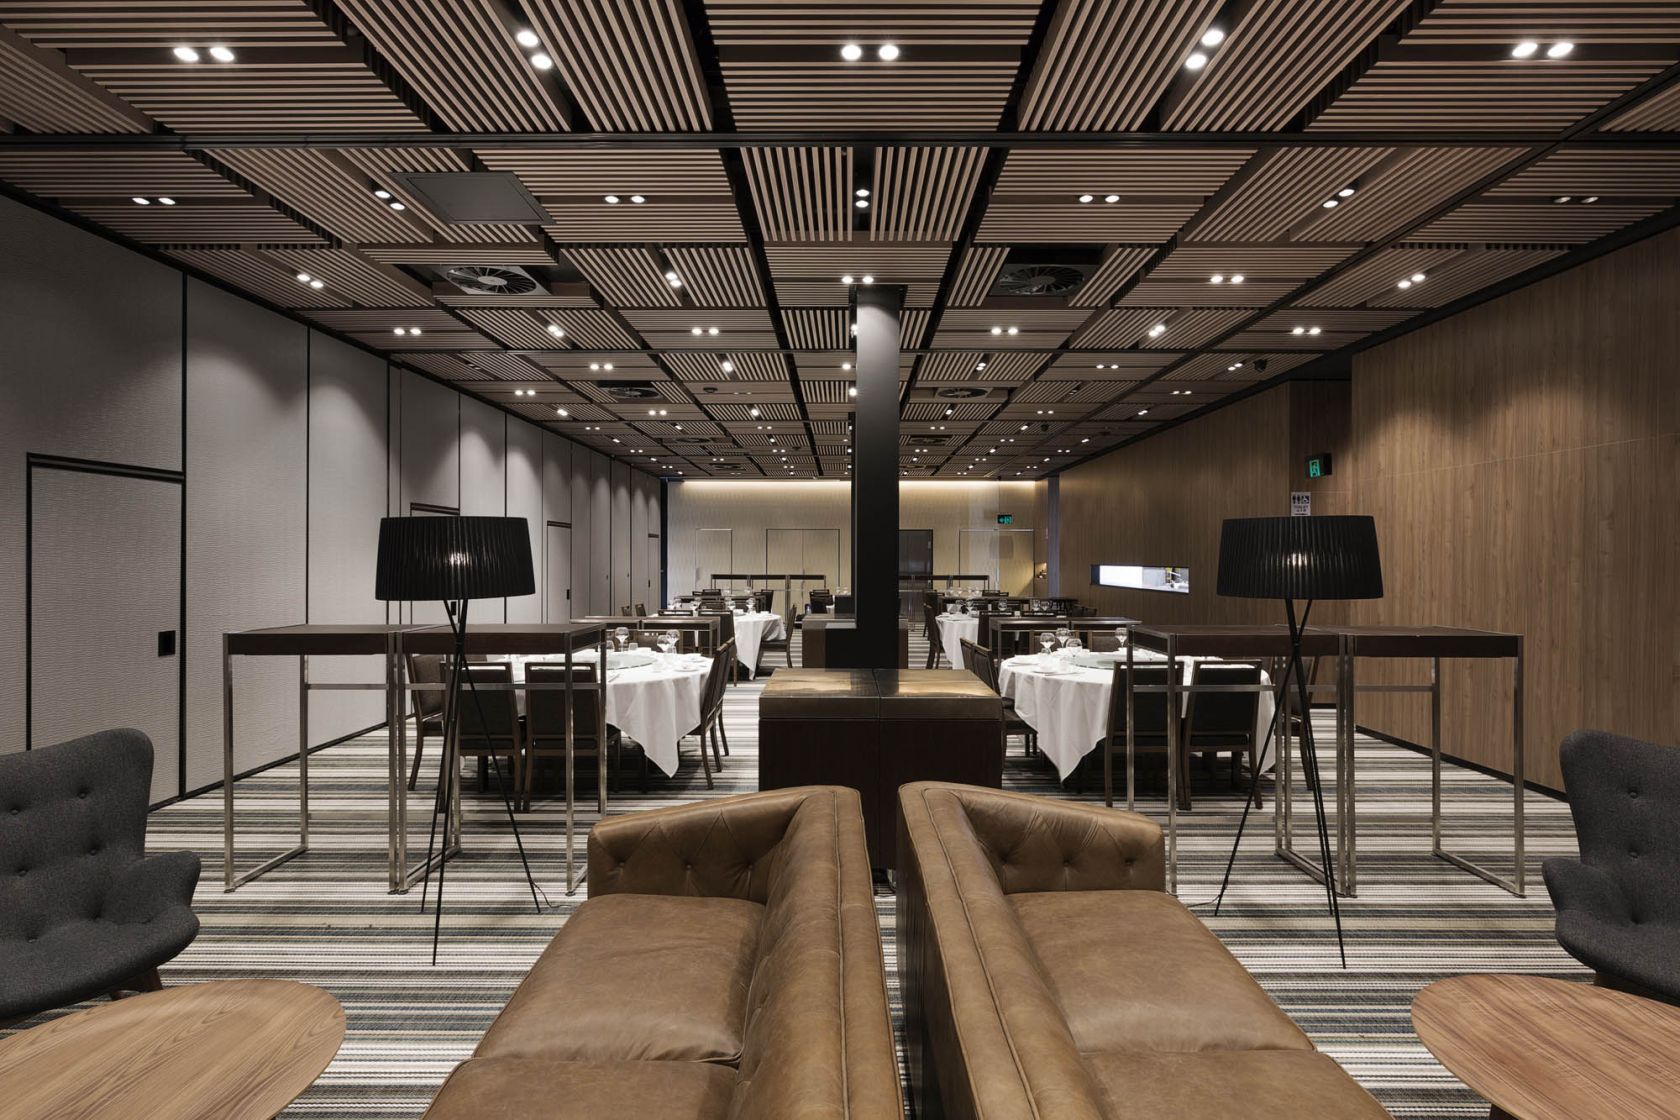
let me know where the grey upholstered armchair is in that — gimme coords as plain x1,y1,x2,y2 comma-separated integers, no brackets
1544,728,1680,1004
0,728,201,1024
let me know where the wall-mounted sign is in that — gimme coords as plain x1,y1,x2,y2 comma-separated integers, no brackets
1305,452,1333,478
1291,491,1312,517
1092,564,1190,594
996,513,1014,525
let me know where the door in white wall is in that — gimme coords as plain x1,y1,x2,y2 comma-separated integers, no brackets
545,523,572,622
28,464,183,805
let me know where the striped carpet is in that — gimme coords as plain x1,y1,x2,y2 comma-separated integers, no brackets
7,631,1585,1118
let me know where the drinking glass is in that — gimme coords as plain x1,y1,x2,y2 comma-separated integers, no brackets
664,628,680,653
1055,626,1071,649
657,634,675,658
1039,631,1055,656
1065,637,1083,653
614,626,629,653
1115,627,1128,650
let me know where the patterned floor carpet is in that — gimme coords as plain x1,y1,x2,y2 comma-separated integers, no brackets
7,632,1585,1118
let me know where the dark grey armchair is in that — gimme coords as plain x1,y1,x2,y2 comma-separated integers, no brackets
0,728,201,1024
1544,728,1680,1003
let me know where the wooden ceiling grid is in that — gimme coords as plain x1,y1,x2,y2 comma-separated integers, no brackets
2,0,1679,477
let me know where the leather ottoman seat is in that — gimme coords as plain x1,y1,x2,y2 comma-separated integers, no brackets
476,894,763,1065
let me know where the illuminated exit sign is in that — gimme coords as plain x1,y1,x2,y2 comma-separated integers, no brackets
1305,452,1333,479
997,514,1014,525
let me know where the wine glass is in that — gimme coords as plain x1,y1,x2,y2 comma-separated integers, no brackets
1039,631,1055,656
613,626,630,654
1115,627,1128,650
664,628,680,654
1055,625,1071,650
1065,636,1083,654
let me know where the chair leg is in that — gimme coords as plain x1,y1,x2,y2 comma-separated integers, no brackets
108,966,163,1001
520,747,534,812
408,726,425,792
710,718,724,770
698,729,714,790
718,716,730,757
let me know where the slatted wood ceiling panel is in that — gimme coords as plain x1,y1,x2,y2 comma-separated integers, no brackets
526,0,711,130
1311,59,1668,130
870,147,987,241
1293,147,1519,242
1188,146,1395,241
0,25,152,132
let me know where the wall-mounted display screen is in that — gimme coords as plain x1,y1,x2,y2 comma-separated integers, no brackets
1091,564,1190,594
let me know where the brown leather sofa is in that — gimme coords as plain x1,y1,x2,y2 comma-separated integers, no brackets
423,786,903,1120
897,782,1389,1119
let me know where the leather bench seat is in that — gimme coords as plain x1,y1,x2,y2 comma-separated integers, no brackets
424,787,903,1120
1084,1051,1392,1119
1009,890,1312,1054
422,1058,735,1120
898,782,1389,1119
476,894,763,1065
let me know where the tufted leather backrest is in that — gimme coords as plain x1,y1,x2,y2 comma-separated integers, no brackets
1560,729,1680,924
0,729,152,941
949,785,1167,895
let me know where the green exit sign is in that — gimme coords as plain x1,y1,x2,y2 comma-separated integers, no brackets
1305,453,1333,479
997,514,1014,525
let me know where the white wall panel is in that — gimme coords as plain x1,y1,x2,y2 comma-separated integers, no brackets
611,460,632,612
542,433,572,620
399,371,459,514
0,197,183,751
307,332,387,745
185,280,307,789
505,417,544,622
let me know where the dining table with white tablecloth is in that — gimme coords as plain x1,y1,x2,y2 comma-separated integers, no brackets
730,610,787,677
935,612,982,667
998,648,1276,781
494,649,712,776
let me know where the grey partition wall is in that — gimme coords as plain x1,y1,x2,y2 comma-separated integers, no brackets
506,417,544,623
0,197,184,755
185,279,308,789
307,332,388,746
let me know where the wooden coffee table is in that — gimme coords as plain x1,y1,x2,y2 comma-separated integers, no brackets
0,979,345,1120
1412,974,1680,1119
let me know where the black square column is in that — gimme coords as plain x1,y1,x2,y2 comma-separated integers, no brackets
851,284,905,669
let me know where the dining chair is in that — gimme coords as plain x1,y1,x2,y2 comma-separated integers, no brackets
704,609,739,684
679,641,733,788
634,628,686,653
961,639,1036,756
1097,664,1176,800
924,601,945,668
405,653,448,792
523,663,621,812
632,601,647,616
756,605,793,672
456,663,525,801
1182,662,1263,810
619,605,633,617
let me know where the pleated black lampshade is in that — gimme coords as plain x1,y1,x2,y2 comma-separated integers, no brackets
374,516,535,602
1216,516,1383,601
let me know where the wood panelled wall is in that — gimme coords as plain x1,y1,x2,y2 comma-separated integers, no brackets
1057,380,1351,624
1348,225,1680,791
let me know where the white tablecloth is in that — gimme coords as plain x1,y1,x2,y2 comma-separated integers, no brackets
999,650,1276,781
935,613,981,667
499,652,710,777
732,611,786,677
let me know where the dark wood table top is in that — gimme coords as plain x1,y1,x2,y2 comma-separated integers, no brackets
226,621,609,657
1126,623,1341,658
1412,975,1680,1120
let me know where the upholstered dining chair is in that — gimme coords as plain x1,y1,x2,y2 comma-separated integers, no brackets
1545,729,1680,1005
524,663,621,812
924,601,945,668
405,653,448,791
679,640,734,789
756,604,794,672
1097,664,1175,796
632,601,647,616
455,663,525,799
1182,661,1263,810
0,729,201,1026
961,639,1036,756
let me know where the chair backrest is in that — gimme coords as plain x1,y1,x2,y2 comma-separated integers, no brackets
704,608,737,646
1185,662,1262,739
632,628,683,652
960,640,996,690
525,663,602,742
703,640,735,716
1104,664,1173,741
1560,730,1680,924
923,601,943,651
0,729,152,941
459,663,519,742
633,602,647,616
407,653,449,718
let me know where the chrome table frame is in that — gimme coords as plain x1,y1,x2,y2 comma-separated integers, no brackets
223,622,610,896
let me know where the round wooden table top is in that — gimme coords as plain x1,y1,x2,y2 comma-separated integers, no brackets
0,980,345,1120
1412,974,1680,1120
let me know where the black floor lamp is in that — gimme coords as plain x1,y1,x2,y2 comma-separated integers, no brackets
1214,515,1383,968
375,515,543,963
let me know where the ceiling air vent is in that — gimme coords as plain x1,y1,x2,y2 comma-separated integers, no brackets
602,382,662,400
992,261,1088,297
933,386,992,400
442,265,539,295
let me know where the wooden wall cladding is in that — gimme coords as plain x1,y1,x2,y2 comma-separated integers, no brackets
1056,380,1352,626
1348,226,1680,791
